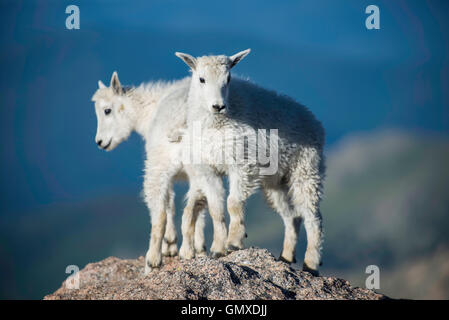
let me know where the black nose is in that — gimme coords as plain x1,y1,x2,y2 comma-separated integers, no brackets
97,140,103,147
212,104,226,112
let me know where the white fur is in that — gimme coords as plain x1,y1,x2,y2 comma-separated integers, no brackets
176,50,326,274
92,72,227,275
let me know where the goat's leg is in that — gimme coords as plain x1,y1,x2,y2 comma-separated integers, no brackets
145,208,167,274
162,189,178,257
263,186,301,264
144,171,172,275
280,216,302,263
225,170,250,252
226,196,246,252
179,188,205,260
200,174,227,258
289,151,324,276
301,208,322,276
194,209,207,256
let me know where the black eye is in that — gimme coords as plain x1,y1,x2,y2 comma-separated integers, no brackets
227,74,231,83
199,77,205,83
105,108,111,115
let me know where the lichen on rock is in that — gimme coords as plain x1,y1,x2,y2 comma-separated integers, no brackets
45,247,387,300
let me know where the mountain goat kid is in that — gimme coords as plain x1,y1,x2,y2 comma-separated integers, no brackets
176,49,325,275
92,72,228,274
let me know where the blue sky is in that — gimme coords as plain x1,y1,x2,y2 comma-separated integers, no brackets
0,0,448,213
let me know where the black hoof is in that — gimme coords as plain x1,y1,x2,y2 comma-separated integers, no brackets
146,261,161,269
210,251,225,259
277,256,296,264
302,263,319,277
226,245,242,253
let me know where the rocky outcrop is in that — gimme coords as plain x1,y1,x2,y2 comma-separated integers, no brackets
45,247,386,300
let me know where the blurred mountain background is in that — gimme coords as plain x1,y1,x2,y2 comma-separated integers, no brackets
1,0,448,299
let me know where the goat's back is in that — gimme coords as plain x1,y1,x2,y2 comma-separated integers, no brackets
228,78,325,149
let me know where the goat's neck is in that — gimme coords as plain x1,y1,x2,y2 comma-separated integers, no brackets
124,85,160,139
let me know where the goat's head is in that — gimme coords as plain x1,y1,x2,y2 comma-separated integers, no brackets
91,71,132,151
175,49,251,115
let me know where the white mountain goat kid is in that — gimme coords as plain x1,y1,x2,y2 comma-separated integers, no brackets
176,49,326,275
92,72,228,274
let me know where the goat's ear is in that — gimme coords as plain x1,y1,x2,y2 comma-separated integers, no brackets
110,71,123,95
229,49,251,69
98,80,106,89
175,52,197,71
